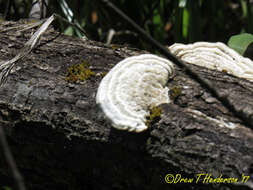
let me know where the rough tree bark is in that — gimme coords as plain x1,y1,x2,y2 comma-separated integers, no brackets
0,20,253,190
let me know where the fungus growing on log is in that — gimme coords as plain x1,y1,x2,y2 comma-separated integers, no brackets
97,42,253,133
96,54,174,132
169,42,253,81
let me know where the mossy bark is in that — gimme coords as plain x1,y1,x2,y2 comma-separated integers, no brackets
0,20,253,190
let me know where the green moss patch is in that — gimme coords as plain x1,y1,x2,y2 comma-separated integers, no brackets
145,106,162,127
66,60,95,83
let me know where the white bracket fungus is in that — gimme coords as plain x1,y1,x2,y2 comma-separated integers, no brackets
169,42,253,81
97,42,253,132
96,54,174,132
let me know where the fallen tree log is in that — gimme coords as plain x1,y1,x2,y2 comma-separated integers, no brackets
0,20,253,190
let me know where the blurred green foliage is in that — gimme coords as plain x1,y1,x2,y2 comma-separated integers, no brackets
0,186,12,190
0,0,253,51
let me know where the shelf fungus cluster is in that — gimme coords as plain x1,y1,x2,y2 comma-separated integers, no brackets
96,42,253,132
169,42,253,81
96,54,174,132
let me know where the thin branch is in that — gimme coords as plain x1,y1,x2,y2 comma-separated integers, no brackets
54,14,88,38
98,0,253,128
0,125,26,190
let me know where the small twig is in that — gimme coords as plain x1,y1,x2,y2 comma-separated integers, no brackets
106,29,138,45
54,14,88,38
0,19,44,33
0,125,26,190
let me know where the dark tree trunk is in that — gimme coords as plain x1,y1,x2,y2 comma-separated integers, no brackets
0,20,253,190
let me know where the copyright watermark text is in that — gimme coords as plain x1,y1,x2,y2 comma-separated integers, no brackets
164,173,250,184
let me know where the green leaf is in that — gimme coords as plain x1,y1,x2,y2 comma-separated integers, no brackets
182,8,189,39
64,26,73,36
153,14,161,25
228,33,253,55
241,0,247,18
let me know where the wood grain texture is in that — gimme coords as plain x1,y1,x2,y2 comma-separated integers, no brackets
0,20,253,190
